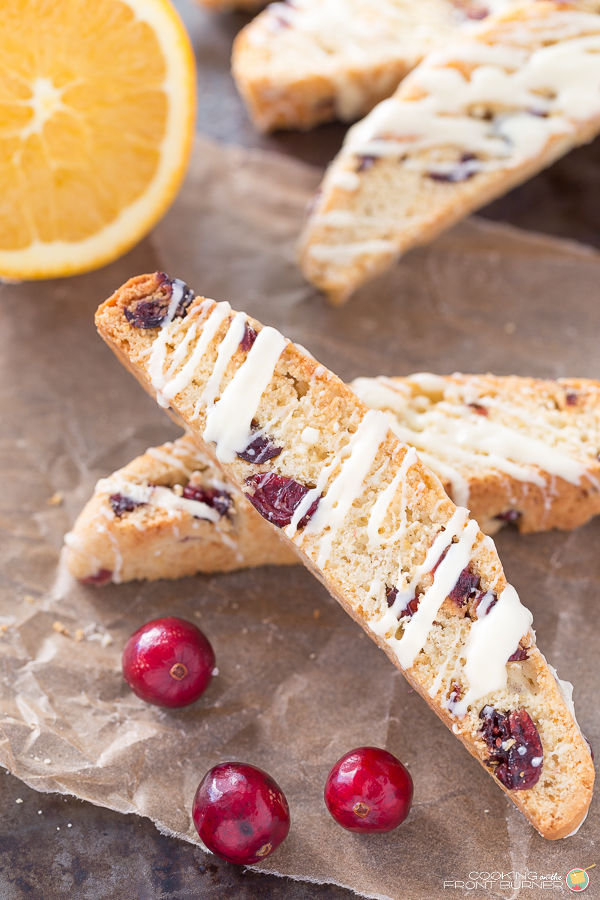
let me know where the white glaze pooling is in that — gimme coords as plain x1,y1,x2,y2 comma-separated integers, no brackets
449,584,533,716
304,409,390,567
96,475,221,523
203,327,288,464
342,9,600,178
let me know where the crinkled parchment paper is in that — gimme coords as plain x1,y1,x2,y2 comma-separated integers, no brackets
0,135,598,900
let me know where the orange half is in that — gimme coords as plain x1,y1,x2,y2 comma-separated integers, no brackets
0,0,196,279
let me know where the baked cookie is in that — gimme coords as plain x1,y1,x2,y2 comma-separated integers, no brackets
232,0,502,132
95,272,594,839
298,1,600,303
353,373,600,534
64,433,297,584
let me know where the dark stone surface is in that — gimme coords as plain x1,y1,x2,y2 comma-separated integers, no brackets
2,2,600,898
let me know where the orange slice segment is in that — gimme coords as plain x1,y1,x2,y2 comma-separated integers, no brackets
0,0,196,279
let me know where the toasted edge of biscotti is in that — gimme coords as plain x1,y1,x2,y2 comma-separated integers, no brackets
95,273,594,839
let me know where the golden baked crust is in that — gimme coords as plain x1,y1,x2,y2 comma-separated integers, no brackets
95,273,594,839
232,0,474,132
298,1,600,303
64,433,297,583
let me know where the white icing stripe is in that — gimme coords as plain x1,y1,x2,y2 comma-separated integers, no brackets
367,446,417,548
147,299,213,408
200,311,248,411
352,376,590,489
370,506,469,638
161,303,232,403
304,409,389,567
164,280,184,324
451,584,533,717
203,327,288,464
95,476,220,523
395,518,479,669
341,12,600,177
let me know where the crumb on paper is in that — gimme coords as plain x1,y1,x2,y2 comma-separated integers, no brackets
53,621,69,637
74,629,84,642
309,653,316,660
47,492,64,506
15,798,22,804
38,810,42,815
194,611,202,619
313,609,321,619
67,824,72,828
43,759,51,765
212,667,219,676
24,595,35,604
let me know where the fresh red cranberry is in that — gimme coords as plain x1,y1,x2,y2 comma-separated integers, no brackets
110,493,145,516
244,473,319,528
324,747,413,833
480,707,543,790
237,434,282,464
123,274,194,329
192,763,290,865
122,617,215,708
182,484,232,517
240,323,257,352
81,568,113,586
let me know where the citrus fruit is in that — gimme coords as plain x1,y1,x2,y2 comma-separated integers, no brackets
0,0,196,280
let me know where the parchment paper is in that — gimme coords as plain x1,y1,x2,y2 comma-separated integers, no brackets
0,135,598,900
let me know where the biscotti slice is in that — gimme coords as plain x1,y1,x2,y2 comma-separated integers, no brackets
298,0,600,303
352,373,600,535
64,433,297,585
232,0,501,133
96,272,594,839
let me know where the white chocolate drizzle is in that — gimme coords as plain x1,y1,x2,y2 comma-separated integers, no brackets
303,409,390,567
203,327,288,464
367,446,418,548
450,584,533,716
96,475,220,523
351,376,592,508
200,312,248,412
342,11,600,176
160,303,232,404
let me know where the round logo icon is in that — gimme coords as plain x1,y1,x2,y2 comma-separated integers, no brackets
566,869,590,892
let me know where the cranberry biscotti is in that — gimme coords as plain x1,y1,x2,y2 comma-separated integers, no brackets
64,434,297,584
95,272,594,839
298,1,600,303
232,0,504,133
352,373,600,535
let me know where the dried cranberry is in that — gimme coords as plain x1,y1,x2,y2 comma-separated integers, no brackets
428,153,479,183
124,274,194,329
448,567,480,607
244,473,319,528
566,391,579,406
480,707,543,790
110,493,145,517
122,617,215,708
495,509,521,524
432,546,449,574
81,569,113,586
237,434,282,464
385,585,398,607
193,763,290,865
240,323,257,352
508,645,528,662
469,403,488,416
324,747,413,833
356,155,377,173
183,484,232,518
